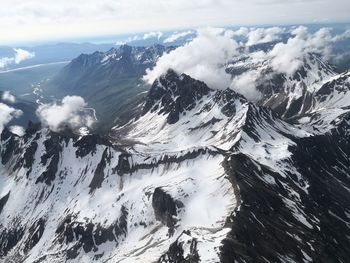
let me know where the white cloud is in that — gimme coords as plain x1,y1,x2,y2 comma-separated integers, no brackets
2,91,16,103
116,31,163,45
332,29,350,41
9,125,25,136
143,31,163,40
230,70,262,101
14,48,35,64
164,31,193,43
267,26,334,75
232,27,249,37
0,103,23,133
36,96,95,132
246,27,284,46
144,27,239,89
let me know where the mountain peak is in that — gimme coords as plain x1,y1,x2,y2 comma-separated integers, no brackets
143,70,211,124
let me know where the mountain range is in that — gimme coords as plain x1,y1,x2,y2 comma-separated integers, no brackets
0,42,350,263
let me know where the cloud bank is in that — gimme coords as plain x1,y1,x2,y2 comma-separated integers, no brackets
36,96,95,132
230,70,262,101
144,27,239,89
144,25,350,102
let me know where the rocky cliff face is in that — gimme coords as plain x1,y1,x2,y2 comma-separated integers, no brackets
0,68,350,262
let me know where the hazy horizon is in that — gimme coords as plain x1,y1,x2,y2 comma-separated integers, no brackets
1,22,349,47
1,0,350,45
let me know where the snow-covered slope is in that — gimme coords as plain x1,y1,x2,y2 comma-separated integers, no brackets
295,71,350,133
0,125,235,262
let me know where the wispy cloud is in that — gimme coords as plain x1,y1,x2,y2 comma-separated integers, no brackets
36,96,95,132
116,31,163,45
0,103,23,133
267,26,334,75
14,48,35,64
246,27,284,46
163,31,193,43
0,48,35,69
143,31,163,40
1,91,16,103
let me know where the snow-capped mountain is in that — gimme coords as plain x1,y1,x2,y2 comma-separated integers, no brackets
1,67,349,263
227,53,337,120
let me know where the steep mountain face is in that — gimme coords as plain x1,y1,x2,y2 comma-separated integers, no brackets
46,45,171,131
227,53,337,120
54,44,169,88
295,71,350,134
0,68,350,263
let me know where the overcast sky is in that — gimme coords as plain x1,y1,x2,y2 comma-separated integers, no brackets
1,0,349,44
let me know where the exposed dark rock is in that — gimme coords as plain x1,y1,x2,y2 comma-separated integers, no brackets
24,218,46,252
152,187,183,234
0,192,10,215
159,231,199,263
1,127,13,141
189,117,222,132
0,226,25,257
74,134,111,158
40,134,62,166
214,88,246,117
118,148,220,176
88,147,111,193
36,153,59,185
115,153,132,175
36,134,65,185
25,121,41,137
93,224,115,246
55,206,128,260
23,141,38,176
143,70,211,124
1,134,18,165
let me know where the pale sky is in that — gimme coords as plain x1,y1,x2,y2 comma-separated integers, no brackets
1,0,349,44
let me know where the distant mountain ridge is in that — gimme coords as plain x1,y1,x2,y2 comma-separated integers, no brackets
46,44,172,132
0,43,116,70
